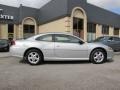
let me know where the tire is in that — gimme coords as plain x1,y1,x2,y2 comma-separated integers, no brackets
90,49,107,64
25,49,43,65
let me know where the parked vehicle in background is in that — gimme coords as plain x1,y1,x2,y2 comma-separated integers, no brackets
0,39,10,52
93,36,120,52
10,33,114,65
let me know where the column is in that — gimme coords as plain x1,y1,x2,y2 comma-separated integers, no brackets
109,26,114,36
65,17,71,33
1,24,8,39
119,28,120,37
14,25,17,39
84,18,87,41
17,25,23,39
0,24,1,38
96,24,102,38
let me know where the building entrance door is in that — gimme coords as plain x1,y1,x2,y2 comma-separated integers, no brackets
8,24,14,40
73,17,84,39
23,24,35,39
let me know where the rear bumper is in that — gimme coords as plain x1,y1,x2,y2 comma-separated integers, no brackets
10,46,24,58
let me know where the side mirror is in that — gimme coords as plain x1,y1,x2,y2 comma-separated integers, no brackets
79,41,84,44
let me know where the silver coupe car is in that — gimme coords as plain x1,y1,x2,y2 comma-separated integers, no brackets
10,33,114,65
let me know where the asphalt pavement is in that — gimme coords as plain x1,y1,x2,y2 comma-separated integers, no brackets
0,54,120,90
0,52,11,58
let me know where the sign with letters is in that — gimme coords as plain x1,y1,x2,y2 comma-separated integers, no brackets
0,9,14,20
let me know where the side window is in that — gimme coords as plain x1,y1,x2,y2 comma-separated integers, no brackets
36,34,53,42
55,34,70,43
55,34,82,43
113,37,120,41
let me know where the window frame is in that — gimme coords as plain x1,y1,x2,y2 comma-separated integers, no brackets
102,25,109,35
114,28,119,36
23,24,35,33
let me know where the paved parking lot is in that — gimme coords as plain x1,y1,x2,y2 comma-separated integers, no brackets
0,52,11,58
0,53,120,90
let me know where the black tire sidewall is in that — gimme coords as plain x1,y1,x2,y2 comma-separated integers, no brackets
25,49,43,65
90,49,106,64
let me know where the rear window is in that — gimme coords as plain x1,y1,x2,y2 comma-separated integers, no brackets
36,34,53,42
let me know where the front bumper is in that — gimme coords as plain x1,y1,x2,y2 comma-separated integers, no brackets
0,46,9,51
107,50,114,60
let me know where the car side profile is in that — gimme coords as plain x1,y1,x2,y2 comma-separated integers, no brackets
10,33,114,65
93,36,120,52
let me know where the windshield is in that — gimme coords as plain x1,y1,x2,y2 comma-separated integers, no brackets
94,37,105,42
0,40,8,45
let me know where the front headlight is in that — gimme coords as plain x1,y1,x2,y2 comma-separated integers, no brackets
107,47,113,50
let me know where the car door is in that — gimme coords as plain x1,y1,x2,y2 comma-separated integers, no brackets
54,34,88,60
35,34,55,59
112,37,120,51
105,37,114,48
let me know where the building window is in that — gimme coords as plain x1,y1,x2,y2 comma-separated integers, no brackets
23,24,35,39
73,17,83,30
73,17,84,38
8,24,14,39
102,25,109,35
114,28,119,37
87,23,96,41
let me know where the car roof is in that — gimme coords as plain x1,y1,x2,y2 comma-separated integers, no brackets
32,32,76,38
39,32,71,35
99,36,120,38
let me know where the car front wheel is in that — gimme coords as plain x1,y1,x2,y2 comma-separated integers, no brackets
25,49,43,65
90,49,107,64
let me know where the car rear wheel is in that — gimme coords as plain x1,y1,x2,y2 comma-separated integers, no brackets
25,49,43,65
90,49,106,64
